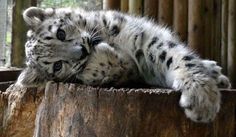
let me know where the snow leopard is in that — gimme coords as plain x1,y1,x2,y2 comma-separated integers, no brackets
16,7,231,123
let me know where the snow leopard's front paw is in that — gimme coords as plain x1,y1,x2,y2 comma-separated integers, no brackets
202,60,231,88
179,77,221,123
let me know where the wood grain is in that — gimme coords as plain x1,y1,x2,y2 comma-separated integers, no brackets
158,0,173,27
221,0,228,74
228,0,236,88
144,0,158,21
173,0,188,42
11,0,32,67
103,0,121,10
121,0,128,12
188,0,204,57
129,0,143,15
0,83,235,137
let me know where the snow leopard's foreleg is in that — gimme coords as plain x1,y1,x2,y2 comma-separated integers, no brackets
76,34,139,87
135,39,225,122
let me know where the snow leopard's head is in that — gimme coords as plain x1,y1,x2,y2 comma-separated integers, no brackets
16,7,91,87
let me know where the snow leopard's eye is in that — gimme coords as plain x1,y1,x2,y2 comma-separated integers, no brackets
91,37,103,46
56,29,66,41
53,61,62,72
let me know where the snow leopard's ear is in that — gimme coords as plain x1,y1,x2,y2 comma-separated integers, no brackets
23,7,54,29
16,67,46,87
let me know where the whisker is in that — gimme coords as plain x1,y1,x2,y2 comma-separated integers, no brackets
62,62,81,83
90,24,100,36
91,26,105,38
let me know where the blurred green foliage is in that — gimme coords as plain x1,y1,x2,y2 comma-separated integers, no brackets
39,0,102,9
40,0,81,8
6,32,11,46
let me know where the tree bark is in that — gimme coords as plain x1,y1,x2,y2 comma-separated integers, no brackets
0,83,236,137
228,0,236,88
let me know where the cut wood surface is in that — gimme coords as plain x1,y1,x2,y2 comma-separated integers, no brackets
0,83,236,137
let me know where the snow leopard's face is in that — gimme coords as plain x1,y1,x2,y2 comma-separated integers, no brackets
17,7,90,87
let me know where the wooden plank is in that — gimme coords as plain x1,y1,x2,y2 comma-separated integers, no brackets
128,0,143,15
228,0,236,88
158,0,173,27
0,81,14,91
221,0,228,74
121,0,128,12
103,0,120,10
203,0,213,59
211,0,222,64
188,0,204,57
0,68,21,82
1,83,236,137
144,0,158,22
11,0,32,67
173,0,188,42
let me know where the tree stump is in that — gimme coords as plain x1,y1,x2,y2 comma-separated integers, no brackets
0,82,236,137
0,85,43,137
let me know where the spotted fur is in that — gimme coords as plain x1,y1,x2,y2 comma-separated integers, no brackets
17,7,231,123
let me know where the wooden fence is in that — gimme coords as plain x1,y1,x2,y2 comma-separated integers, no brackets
103,0,236,88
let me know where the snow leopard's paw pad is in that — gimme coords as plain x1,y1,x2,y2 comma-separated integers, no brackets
179,78,221,123
202,60,231,88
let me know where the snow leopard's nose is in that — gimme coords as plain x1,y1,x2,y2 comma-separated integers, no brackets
65,42,89,60
67,45,84,60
